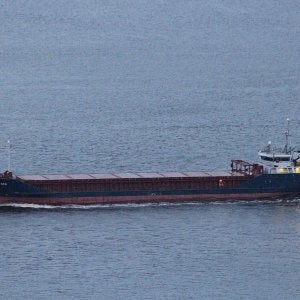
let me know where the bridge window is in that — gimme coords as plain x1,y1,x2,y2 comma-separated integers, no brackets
261,156,290,162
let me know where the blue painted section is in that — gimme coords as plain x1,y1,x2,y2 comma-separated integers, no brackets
238,174,300,193
0,178,47,196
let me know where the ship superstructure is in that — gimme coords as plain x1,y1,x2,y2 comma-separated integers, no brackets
258,119,300,174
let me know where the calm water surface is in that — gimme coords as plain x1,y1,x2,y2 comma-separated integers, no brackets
0,201,300,299
0,0,299,299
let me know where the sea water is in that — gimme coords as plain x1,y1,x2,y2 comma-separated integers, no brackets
0,0,299,299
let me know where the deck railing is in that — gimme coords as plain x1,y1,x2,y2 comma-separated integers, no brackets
231,160,263,176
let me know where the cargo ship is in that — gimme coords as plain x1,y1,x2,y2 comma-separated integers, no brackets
1,121,300,206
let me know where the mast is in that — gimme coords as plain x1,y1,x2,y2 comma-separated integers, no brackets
284,118,291,154
7,140,11,171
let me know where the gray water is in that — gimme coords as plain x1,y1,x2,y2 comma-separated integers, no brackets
0,0,299,299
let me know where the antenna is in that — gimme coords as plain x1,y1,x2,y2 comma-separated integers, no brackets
284,118,291,153
7,140,11,171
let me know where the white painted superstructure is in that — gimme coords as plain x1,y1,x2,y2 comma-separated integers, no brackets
258,119,300,174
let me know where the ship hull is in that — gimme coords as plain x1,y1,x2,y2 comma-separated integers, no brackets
0,192,296,206
0,173,299,206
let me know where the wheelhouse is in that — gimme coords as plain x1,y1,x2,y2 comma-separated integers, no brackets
258,119,300,174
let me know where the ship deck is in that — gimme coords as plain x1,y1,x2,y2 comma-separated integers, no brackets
18,171,246,181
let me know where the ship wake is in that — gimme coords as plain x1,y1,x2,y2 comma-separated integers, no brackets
0,197,299,211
